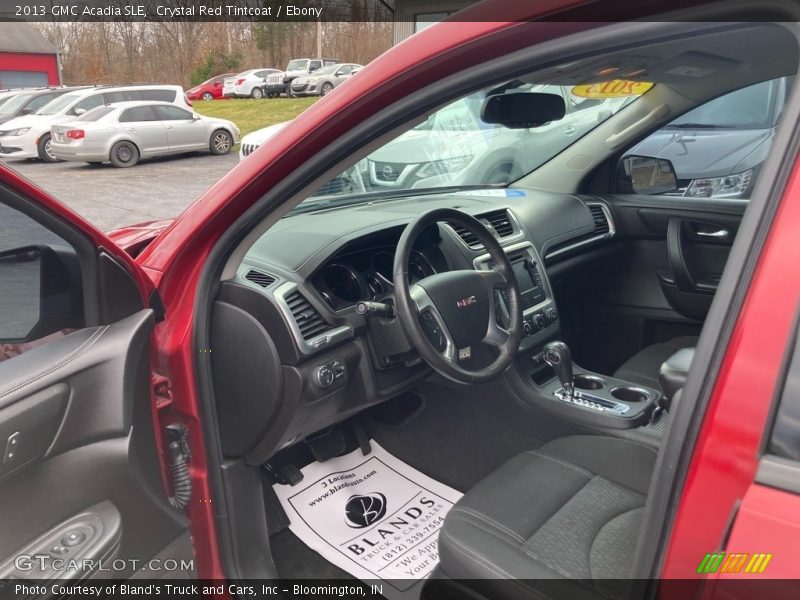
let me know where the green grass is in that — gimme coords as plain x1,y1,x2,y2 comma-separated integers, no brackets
193,97,318,137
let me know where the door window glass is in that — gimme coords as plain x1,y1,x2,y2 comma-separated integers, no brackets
622,77,790,198
119,106,160,123
142,89,176,102
70,94,104,115
155,106,193,121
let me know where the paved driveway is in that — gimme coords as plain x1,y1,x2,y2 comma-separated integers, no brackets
5,152,240,231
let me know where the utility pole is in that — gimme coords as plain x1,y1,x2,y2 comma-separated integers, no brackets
316,20,322,57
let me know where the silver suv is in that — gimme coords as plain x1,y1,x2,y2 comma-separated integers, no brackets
263,58,341,98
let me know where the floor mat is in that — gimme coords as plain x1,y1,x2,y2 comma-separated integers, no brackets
273,442,462,599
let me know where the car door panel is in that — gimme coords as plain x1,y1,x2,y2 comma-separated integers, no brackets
124,120,169,157
0,311,187,579
0,176,191,582
561,193,745,373
167,120,207,151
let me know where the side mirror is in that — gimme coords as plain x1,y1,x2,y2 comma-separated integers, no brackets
192,114,201,121
214,81,221,87
0,245,83,343
73,108,86,116
481,92,566,128
20,107,33,115
619,155,679,195
596,108,613,122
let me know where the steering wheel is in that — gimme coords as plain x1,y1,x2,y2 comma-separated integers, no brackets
393,208,523,384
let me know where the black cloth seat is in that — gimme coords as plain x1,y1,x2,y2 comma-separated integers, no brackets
438,436,657,600
613,336,698,390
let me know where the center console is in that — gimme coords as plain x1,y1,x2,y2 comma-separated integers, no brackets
475,242,660,430
473,241,559,352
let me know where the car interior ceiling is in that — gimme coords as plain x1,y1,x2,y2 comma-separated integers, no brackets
198,21,799,594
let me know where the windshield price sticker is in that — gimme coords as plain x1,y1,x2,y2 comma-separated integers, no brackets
571,80,654,98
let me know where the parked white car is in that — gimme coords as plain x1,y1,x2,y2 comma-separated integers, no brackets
238,120,290,161
0,85,190,162
222,69,280,99
50,101,240,167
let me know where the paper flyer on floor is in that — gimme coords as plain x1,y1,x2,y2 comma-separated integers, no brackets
273,442,463,598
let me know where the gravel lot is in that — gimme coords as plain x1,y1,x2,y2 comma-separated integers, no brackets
5,152,240,231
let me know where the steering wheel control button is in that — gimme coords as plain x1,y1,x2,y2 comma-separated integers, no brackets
313,364,335,388
62,531,86,547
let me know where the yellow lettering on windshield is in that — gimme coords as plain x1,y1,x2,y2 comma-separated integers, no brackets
571,80,653,98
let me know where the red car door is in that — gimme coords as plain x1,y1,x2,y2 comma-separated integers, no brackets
659,105,800,587
0,165,194,580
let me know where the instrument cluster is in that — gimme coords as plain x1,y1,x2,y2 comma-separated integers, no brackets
313,248,436,311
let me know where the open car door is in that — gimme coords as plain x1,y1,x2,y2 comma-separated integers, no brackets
0,166,191,582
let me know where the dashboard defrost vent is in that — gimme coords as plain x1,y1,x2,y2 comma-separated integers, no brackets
449,209,516,248
244,269,276,288
588,204,610,235
285,290,333,340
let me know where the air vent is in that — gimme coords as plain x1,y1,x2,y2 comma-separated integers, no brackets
449,209,516,248
588,204,610,235
285,291,333,340
244,269,276,288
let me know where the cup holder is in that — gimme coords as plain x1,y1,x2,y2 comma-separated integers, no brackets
573,374,605,390
610,386,650,403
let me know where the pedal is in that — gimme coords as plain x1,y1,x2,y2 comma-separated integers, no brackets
264,463,304,486
306,427,347,462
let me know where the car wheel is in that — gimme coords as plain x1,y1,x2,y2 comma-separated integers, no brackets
210,129,233,155
109,141,139,168
251,87,264,99
321,82,334,96
37,134,60,163
202,92,214,101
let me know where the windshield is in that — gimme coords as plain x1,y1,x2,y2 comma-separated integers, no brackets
287,60,309,71
312,65,339,76
668,79,782,130
0,92,34,115
36,92,80,115
293,81,640,211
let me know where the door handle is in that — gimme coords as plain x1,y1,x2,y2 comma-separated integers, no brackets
125,127,137,132
696,228,729,240
564,126,577,135
667,218,697,293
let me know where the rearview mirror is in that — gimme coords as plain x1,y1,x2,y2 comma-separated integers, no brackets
481,92,566,129
619,155,679,195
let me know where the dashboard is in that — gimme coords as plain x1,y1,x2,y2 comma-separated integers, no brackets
213,187,616,462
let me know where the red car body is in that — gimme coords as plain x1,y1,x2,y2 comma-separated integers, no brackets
185,73,237,101
2,0,799,589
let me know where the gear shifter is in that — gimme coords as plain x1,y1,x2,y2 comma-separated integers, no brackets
543,341,574,397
